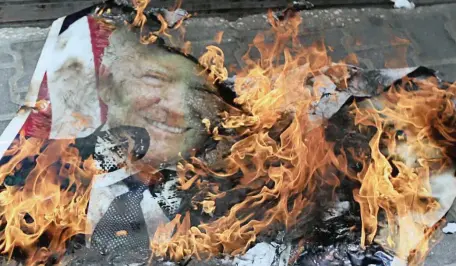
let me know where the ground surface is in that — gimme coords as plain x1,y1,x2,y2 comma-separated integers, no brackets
1,3,456,266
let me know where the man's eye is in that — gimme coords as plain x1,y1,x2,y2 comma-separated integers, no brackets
141,72,172,85
141,74,163,86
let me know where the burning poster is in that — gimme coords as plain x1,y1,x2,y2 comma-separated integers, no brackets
0,1,456,265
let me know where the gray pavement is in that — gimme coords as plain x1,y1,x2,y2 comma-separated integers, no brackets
1,3,456,265
0,27,48,130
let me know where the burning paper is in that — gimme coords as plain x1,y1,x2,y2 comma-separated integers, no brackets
0,1,455,265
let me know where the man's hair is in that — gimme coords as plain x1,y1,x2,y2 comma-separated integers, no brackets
101,27,197,73
101,27,237,106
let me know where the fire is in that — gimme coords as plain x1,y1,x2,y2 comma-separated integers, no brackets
151,12,347,261
150,8,456,266
0,0,455,265
131,0,150,29
130,0,189,45
0,132,98,264
214,31,224,44
140,13,170,44
350,77,456,260
199,45,228,83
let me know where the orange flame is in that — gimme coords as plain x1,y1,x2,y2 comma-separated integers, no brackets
131,0,150,29
199,46,228,83
349,77,456,260
150,9,456,265
214,31,224,44
130,0,188,46
150,12,348,261
1,4,454,265
0,134,98,264
140,13,171,44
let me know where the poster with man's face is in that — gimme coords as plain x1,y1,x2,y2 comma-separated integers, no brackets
28,17,228,168
98,28,228,167
0,10,235,264
2,3,456,266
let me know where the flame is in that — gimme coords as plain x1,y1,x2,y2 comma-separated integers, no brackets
182,41,192,55
0,133,98,264
349,77,456,259
131,0,150,29
214,31,224,44
151,12,348,261
130,0,189,45
140,13,171,44
201,200,216,216
150,9,456,265
385,36,411,68
0,2,454,265
198,45,229,83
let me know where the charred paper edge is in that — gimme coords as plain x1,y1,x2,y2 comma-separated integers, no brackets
0,17,65,158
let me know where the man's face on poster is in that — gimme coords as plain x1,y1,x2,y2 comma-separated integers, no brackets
99,29,227,167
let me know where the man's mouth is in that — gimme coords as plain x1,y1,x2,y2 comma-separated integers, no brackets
144,117,187,134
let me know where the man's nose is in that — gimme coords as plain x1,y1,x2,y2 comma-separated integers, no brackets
135,97,161,110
